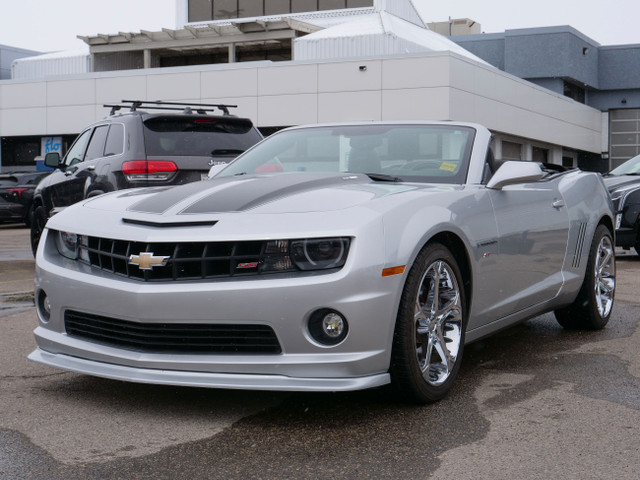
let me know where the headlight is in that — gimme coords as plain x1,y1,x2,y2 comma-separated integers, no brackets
290,238,350,271
257,237,350,273
55,231,79,259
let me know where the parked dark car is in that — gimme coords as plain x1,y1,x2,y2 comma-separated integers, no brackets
602,153,640,255
0,196,26,224
0,171,51,226
30,100,263,254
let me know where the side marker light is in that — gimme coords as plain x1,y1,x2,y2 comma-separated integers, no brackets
382,265,406,277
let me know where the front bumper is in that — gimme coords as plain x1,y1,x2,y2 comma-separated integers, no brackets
31,228,402,391
28,348,390,391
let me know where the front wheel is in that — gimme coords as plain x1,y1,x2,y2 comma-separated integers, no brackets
554,225,615,330
390,243,466,404
30,206,48,256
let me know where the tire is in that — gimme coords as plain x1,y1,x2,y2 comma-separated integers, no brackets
23,208,32,228
554,225,615,330
30,206,48,256
390,243,466,404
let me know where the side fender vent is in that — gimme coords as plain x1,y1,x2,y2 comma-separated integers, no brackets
572,222,588,269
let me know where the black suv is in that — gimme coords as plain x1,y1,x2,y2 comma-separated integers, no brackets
30,100,263,253
603,152,640,255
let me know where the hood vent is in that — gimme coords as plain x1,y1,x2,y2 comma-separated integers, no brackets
122,218,217,228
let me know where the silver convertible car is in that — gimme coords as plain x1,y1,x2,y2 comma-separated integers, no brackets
30,121,616,403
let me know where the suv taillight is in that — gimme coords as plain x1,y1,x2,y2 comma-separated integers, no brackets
122,160,178,182
7,187,28,198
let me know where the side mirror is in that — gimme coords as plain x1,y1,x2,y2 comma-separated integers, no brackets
44,152,62,169
487,161,544,190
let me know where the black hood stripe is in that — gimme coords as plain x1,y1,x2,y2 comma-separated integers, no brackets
181,173,363,214
127,173,368,215
127,176,240,214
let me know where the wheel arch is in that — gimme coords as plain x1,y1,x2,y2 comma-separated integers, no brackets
598,214,614,239
31,194,44,211
427,231,473,318
397,230,473,322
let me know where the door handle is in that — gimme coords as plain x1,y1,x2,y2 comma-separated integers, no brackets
552,199,565,209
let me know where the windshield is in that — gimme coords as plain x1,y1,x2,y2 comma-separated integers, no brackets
217,124,476,184
609,154,640,176
143,116,262,157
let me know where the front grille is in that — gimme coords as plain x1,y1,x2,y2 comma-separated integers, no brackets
64,310,282,354
76,235,295,282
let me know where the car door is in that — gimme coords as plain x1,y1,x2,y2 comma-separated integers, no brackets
48,126,108,208
470,176,570,327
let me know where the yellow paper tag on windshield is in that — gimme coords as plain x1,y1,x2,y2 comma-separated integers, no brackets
440,162,457,172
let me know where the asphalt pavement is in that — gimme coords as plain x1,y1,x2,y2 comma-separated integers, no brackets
1,224,639,479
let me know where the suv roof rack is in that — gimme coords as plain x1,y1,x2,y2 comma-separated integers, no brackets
104,100,238,116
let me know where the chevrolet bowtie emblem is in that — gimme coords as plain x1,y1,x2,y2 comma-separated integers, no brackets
129,252,170,270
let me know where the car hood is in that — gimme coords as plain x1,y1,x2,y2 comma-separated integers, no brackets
602,174,640,193
81,172,445,217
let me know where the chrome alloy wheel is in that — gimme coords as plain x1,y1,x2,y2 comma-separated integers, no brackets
414,260,463,386
595,234,615,318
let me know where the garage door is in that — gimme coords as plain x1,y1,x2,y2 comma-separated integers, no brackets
610,108,640,169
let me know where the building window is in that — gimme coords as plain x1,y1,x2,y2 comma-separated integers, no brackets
532,147,548,163
265,0,290,15
214,0,237,19
239,0,263,17
610,109,640,168
292,0,316,12
319,0,345,9
502,141,522,160
188,0,373,22
189,0,213,22
563,81,586,104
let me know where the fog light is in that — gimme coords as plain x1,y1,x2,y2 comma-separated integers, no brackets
37,290,51,322
322,313,344,338
308,309,348,346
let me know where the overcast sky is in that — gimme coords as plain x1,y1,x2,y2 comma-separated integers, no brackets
0,0,638,53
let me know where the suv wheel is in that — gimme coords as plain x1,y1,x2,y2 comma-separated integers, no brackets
30,206,48,256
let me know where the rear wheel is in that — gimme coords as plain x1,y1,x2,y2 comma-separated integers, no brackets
554,225,615,330
30,206,48,256
390,243,466,404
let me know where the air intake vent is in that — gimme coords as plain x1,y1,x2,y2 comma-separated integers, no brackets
64,310,281,354
572,223,588,269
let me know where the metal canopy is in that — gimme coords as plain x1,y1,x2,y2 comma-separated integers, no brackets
78,19,322,54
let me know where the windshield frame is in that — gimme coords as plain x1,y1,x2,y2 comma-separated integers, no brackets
216,123,477,185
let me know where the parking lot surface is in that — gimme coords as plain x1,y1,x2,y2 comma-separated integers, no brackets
1,224,639,479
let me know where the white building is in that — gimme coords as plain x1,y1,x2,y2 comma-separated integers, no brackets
0,0,604,171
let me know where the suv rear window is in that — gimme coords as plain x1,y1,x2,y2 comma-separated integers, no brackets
143,116,262,157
